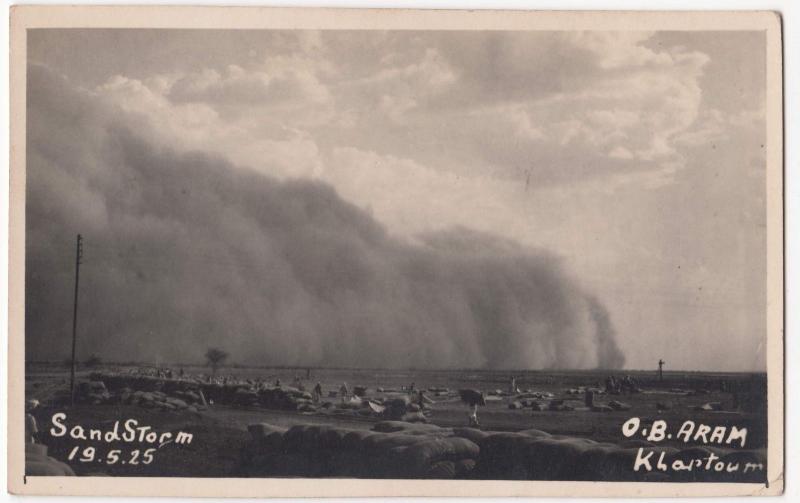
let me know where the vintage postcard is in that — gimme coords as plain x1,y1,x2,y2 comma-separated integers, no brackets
8,6,784,497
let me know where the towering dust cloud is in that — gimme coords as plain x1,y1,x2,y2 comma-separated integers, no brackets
25,64,625,370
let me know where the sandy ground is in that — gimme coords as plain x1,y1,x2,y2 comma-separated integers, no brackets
24,364,768,477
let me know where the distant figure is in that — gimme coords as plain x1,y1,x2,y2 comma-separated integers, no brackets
417,389,426,409
306,368,311,379
606,375,619,394
409,382,416,394
25,399,40,444
340,382,350,402
312,382,323,404
584,389,595,407
459,389,486,427
658,359,665,382
622,375,635,394
509,376,518,394
275,378,281,387
178,368,184,378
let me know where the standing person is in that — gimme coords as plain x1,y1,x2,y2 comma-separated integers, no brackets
312,382,323,404
622,375,633,394
25,400,40,444
469,403,479,426
459,389,486,427
509,376,517,394
340,382,350,402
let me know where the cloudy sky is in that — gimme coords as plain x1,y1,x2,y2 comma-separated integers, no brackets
27,29,766,371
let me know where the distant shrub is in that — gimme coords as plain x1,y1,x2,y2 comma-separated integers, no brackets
205,347,229,376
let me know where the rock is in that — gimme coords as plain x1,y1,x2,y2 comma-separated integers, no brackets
695,402,723,411
26,444,75,476
248,422,288,440
400,412,429,423
426,460,456,479
454,458,477,478
548,400,574,411
165,397,188,409
508,401,524,410
608,400,631,411
79,380,107,394
452,427,490,444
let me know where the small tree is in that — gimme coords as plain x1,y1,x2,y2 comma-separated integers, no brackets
205,348,229,376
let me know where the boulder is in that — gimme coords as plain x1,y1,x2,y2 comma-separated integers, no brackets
399,437,480,476
165,397,188,409
608,400,631,411
518,428,552,439
452,427,490,444
400,412,428,423
26,445,76,477
426,460,457,479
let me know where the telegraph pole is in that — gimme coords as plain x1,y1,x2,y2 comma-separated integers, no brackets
69,234,83,405
658,359,665,383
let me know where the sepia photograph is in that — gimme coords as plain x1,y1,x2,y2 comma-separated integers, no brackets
7,6,784,498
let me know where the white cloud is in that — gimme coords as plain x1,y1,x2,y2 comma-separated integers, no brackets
96,73,324,179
